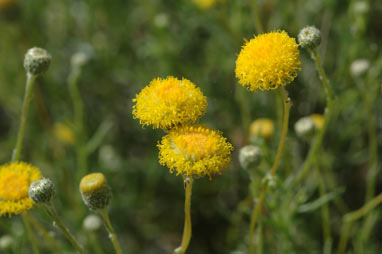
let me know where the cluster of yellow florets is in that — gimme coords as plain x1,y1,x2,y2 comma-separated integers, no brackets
158,125,233,178
133,76,233,178
132,76,207,130
235,31,301,91
0,162,42,217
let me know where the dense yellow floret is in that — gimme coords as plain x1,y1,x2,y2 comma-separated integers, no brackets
310,114,324,129
0,162,42,217
249,118,275,139
132,76,207,130
193,0,216,10
158,125,233,178
235,31,301,91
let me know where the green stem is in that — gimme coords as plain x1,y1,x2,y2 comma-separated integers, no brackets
68,66,88,178
294,48,334,184
21,212,39,254
250,0,264,34
42,203,85,254
27,212,60,252
249,87,290,254
317,168,332,254
337,193,382,254
99,208,122,254
12,73,36,162
174,177,193,254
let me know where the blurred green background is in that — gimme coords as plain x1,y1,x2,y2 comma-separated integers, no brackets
0,0,381,253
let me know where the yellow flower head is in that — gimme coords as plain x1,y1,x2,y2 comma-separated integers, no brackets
0,162,42,217
132,76,207,130
54,122,75,145
158,125,233,178
310,114,324,129
193,0,217,10
235,31,301,91
249,118,275,139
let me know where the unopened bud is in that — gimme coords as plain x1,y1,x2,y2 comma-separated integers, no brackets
295,116,316,140
80,173,112,210
350,59,369,77
83,215,102,232
28,178,56,204
298,26,321,49
239,145,262,169
24,47,51,75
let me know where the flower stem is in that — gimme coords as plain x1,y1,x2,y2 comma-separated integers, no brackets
317,168,332,254
337,193,382,254
68,65,88,179
99,208,122,254
250,0,264,34
27,212,60,252
174,177,193,254
294,48,334,184
42,203,85,254
21,212,40,254
249,87,290,254
12,73,36,162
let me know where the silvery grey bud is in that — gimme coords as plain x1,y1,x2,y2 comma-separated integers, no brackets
295,116,316,140
298,26,321,49
28,178,56,204
83,215,102,232
24,47,51,75
350,59,370,77
239,145,262,169
0,235,14,250
80,173,112,210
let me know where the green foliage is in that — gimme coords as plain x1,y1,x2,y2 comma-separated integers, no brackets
0,0,381,253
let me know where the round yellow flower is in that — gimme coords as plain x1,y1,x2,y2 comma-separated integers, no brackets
0,162,42,217
249,118,275,139
132,76,207,130
310,114,324,129
235,31,301,91
54,122,75,145
193,0,217,10
158,125,233,178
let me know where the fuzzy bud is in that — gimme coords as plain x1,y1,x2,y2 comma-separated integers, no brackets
239,145,262,169
83,215,102,232
350,59,370,77
24,47,51,75
295,116,316,140
0,235,14,250
28,178,56,204
80,173,112,210
298,26,321,49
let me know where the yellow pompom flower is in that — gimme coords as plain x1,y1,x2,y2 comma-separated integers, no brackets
158,125,233,178
54,122,75,145
235,31,301,91
0,162,42,217
192,0,217,10
132,76,207,130
310,114,324,129
249,118,275,139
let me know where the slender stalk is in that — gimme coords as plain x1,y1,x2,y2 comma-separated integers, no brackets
250,0,264,34
27,212,60,252
21,212,40,254
42,203,85,254
294,48,334,184
68,65,88,178
249,87,291,254
337,193,382,254
99,208,122,254
317,168,332,254
174,177,193,254
12,73,36,162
